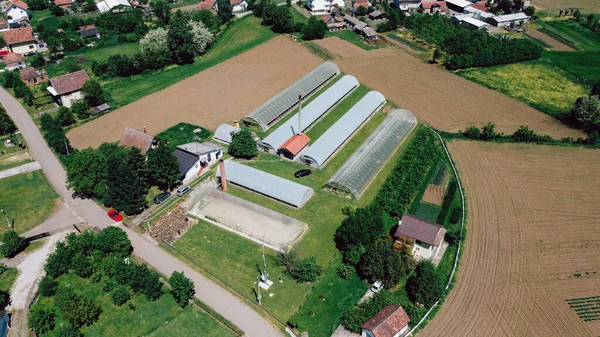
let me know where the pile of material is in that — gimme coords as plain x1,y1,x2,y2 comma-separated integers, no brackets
149,206,196,243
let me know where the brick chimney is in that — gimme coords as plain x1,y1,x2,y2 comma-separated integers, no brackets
219,159,227,192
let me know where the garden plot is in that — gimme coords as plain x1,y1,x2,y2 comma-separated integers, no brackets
187,187,308,252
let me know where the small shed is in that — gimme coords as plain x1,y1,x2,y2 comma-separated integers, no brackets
89,103,111,116
19,67,47,86
368,10,385,20
177,141,222,164
278,133,310,160
361,26,379,40
2,52,25,71
79,25,101,39
394,214,446,261
361,305,410,337
172,147,201,182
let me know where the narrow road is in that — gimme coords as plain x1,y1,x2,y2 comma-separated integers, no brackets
0,88,284,337
0,161,41,179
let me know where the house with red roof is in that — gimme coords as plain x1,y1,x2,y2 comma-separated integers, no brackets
19,67,48,86
46,70,90,107
2,26,36,54
394,214,447,262
119,127,157,155
5,0,29,22
420,1,449,14
2,52,25,71
197,0,247,12
54,0,74,10
361,305,411,337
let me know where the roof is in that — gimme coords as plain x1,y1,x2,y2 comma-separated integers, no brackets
118,127,155,154
491,12,529,23
7,1,28,10
54,0,72,5
445,0,472,8
259,75,359,152
300,91,385,167
89,103,110,115
279,133,310,156
213,124,241,144
3,52,23,64
177,142,222,156
321,14,331,23
96,0,132,13
197,0,215,9
362,26,378,37
2,26,34,45
420,1,448,11
461,16,489,28
362,305,410,337
395,214,447,246
344,15,361,25
173,148,199,177
369,9,384,17
49,70,89,95
19,67,40,80
245,62,340,131
327,110,417,198
470,0,487,11
80,26,100,38
216,160,314,208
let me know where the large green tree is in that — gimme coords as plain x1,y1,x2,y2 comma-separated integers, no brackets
571,95,600,130
358,239,414,286
28,307,56,334
67,148,108,198
0,231,27,258
168,11,196,65
228,128,257,159
406,260,444,307
104,154,148,215
82,80,106,107
0,108,16,136
216,0,232,24
147,142,181,190
170,271,195,307
151,0,170,24
334,207,385,264
57,107,75,127
302,16,327,40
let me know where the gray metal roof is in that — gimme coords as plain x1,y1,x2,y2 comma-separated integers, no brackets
258,75,359,151
177,142,222,156
300,91,385,168
245,62,340,131
327,109,418,198
213,124,241,144
216,160,314,208
491,12,529,23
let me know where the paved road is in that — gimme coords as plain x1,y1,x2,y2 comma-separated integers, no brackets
0,88,284,337
0,161,41,179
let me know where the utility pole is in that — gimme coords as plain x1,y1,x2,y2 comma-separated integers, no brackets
261,245,268,282
298,94,302,135
0,209,11,230
256,276,261,304
64,138,70,155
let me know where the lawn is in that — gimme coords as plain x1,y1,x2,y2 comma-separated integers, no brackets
458,60,589,119
0,268,18,291
415,202,441,222
544,51,600,84
103,16,276,107
0,171,59,235
156,122,212,150
538,20,600,52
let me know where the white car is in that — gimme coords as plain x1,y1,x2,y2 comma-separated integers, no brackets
371,281,384,293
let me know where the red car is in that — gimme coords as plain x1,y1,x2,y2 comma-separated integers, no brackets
107,209,123,222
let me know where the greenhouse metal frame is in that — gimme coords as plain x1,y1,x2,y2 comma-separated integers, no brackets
326,109,418,199
258,75,359,153
244,62,341,131
299,91,386,168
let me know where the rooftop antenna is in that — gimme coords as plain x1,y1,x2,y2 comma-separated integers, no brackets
298,94,302,136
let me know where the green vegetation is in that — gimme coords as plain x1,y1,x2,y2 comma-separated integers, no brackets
228,128,258,159
0,171,59,235
386,33,428,52
415,202,441,222
567,296,600,322
544,51,600,84
326,30,377,50
538,20,600,52
303,42,335,60
0,268,18,291
156,123,212,150
147,305,236,336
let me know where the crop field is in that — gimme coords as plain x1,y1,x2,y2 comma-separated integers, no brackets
538,20,600,52
420,141,600,337
526,29,575,51
314,37,367,59
67,36,322,149
336,47,583,139
533,0,600,12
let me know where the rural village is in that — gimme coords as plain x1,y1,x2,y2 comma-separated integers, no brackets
0,0,597,335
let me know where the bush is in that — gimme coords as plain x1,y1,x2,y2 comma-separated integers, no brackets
0,108,16,136
341,291,391,332
445,226,465,246
0,231,27,258
102,278,118,293
436,180,457,224
337,263,355,279
406,260,444,307
57,107,75,127
70,100,89,119
287,256,322,283
449,206,461,224
39,276,58,297
228,128,257,159
170,271,195,307
58,293,102,328
511,125,552,143
28,307,55,334
110,286,130,306
55,325,83,337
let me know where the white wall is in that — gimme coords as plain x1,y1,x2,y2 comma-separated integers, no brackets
232,0,247,12
412,241,435,260
394,0,419,10
60,90,83,108
10,43,37,55
183,159,202,182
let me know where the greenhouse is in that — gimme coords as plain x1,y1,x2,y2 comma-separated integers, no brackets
258,75,359,154
244,62,341,131
326,109,418,199
213,124,241,144
216,160,314,208
299,91,386,168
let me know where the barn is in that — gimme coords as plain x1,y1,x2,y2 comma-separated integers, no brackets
327,109,417,199
244,62,340,131
488,13,530,27
299,91,385,168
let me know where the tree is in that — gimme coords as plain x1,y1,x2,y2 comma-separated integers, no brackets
481,122,499,140
228,128,257,159
356,5,367,16
28,307,56,334
57,107,75,127
39,276,58,297
341,291,391,332
73,253,93,278
571,95,600,130
147,141,180,190
0,35,5,49
55,326,83,337
302,16,328,40
0,231,27,258
168,11,196,65
31,53,46,68
189,20,214,54
334,207,385,263
270,6,293,33
58,294,102,328
286,0,291,7
67,148,107,198
82,80,106,107
151,0,170,24
27,0,47,10
524,5,535,16
104,154,148,215
170,271,195,307
358,239,414,286
83,0,96,12
387,9,401,30
110,286,130,306
406,260,444,307
574,9,582,22
96,226,133,258
50,3,64,16
463,125,481,139
0,108,16,136
70,100,89,119
140,27,170,69
431,48,442,63
287,256,322,282
591,81,600,96
127,147,151,189
216,0,232,24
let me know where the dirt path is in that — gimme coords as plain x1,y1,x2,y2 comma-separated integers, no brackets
527,29,575,51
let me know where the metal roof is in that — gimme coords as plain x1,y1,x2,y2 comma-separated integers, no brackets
258,75,359,152
300,91,385,168
445,0,472,8
216,160,314,208
491,12,529,22
327,109,418,198
177,142,222,156
245,62,340,131
213,124,241,144
461,16,489,28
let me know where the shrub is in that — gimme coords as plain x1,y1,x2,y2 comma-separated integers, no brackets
28,307,56,334
341,291,391,332
337,264,355,279
58,293,102,328
0,231,27,258
55,325,83,337
39,276,58,297
102,278,118,293
406,260,444,307
110,286,130,306
436,180,457,224
287,256,322,283
445,227,465,246
169,271,195,307
449,206,461,224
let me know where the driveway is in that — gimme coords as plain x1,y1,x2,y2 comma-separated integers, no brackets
0,161,41,179
0,88,284,337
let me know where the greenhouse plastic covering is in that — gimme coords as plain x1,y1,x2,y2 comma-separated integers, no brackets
300,91,386,167
258,75,359,152
327,109,418,198
216,160,314,208
245,62,340,131
213,124,241,144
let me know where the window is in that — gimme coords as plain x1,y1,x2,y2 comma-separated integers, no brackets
29,45,33,49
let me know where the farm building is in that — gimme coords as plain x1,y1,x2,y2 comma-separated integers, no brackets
463,6,494,20
46,70,90,108
361,305,411,337
300,91,385,168
258,75,359,154
460,16,489,30
368,10,385,20
307,0,344,14
244,62,340,131
216,160,314,208
173,142,222,181
488,13,530,27
96,0,131,13
278,133,310,160
2,52,25,71
79,25,101,39
394,0,420,10
327,109,417,199
2,27,37,54
19,67,47,86
213,123,241,144
118,127,157,155
394,214,447,262
445,0,472,12
420,1,449,14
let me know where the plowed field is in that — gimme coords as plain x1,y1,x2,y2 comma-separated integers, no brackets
336,48,583,139
67,36,322,149
420,141,600,337
314,37,367,58
533,0,600,11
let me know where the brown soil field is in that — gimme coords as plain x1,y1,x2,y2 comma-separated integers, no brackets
420,141,600,337
527,29,575,51
422,184,445,205
336,48,584,139
533,0,600,11
314,37,367,59
67,37,322,149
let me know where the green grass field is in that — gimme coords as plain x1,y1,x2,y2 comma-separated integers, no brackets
103,16,276,107
156,122,213,150
0,268,18,292
538,20,600,52
147,304,236,337
327,30,377,51
0,171,59,235
544,51,600,84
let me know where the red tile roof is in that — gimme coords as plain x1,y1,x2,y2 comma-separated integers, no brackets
470,0,488,11
362,305,410,337
2,27,35,45
119,127,155,154
322,14,331,23
420,1,448,11
19,67,40,80
49,70,90,95
54,0,72,6
8,0,28,9
3,52,24,64
79,24,97,31
279,133,310,156
394,214,446,246
197,0,215,9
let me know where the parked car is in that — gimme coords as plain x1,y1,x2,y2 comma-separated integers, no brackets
176,185,191,197
153,192,171,204
294,169,312,178
107,209,123,222
371,281,384,293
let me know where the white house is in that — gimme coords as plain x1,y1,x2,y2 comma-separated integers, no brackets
47,70,90,108
173,142,222,182
5,1,29,23
2,27,37,55
96,0,131,13
488,12,530,27
393,0,420,11
361,305,411,337
2,52,26,71
307,0,344,14
394,214,446,261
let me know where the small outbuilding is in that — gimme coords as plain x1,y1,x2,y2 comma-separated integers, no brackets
118,127,157,155
54,0,74,10
393,0,420,11
19,67,47,86
460,16,489,30
5,1,29,23
361,304,411,337
445,0,472,12
89,102,111,116
79,25,101,39
46,69,90,108
368,10,385,20
213,124,242,145
173,142,222,182
278,133,310,160
177,142,222,164
394,214,446,262
96,0,132,13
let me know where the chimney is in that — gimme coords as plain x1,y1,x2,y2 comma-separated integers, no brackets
143,126,147,134
219,159,227,192
298,94,302,136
